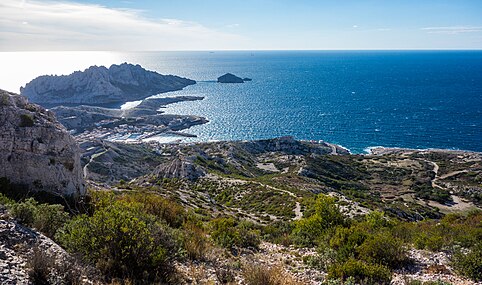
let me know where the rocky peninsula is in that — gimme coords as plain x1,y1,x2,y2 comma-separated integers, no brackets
19,64,209,145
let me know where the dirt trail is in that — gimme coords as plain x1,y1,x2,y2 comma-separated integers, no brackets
425,159,468,189
438,170,468,180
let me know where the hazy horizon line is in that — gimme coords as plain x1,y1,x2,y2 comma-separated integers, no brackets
2,48,482,53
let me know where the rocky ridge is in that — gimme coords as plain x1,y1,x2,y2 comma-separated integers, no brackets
0,90,85,197
21,63,196,105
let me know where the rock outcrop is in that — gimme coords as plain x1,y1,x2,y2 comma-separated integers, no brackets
0,208,93,284
0,90,85,197
152,158,206,181
217,73,246,83
21,63,196,106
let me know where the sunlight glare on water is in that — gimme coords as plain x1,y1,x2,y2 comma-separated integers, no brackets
0,51,122,93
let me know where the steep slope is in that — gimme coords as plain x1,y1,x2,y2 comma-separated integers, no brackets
0,90,85,197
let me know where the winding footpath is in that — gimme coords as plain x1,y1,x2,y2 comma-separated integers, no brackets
426,159,468,190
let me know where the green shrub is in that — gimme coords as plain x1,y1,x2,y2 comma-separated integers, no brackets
0,93,9,106
327,258,392,285
357,233,409,269
237,220,261,249
19,113,35,127
291,195,346,247
453,243,482,281
8,198,40,225
0,193,15,205
209,217,260,250
116,192,186,228
262,220,293,246
8,198,69,238
56,201,181,283
305,246,338,271
210,217,240,249
32,203,70,238
364,211,393,230
329,225,368,262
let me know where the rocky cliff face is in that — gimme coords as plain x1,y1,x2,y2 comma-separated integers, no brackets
0,90,85,197
20,63,196,105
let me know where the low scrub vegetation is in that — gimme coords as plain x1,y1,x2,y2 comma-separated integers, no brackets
8,197,69,238
287,195,482,284
1,187,481,284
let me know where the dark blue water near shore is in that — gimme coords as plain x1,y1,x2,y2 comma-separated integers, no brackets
122,51,482,153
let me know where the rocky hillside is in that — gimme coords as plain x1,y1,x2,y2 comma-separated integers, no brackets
0,90,85,197
80,136,481,223
20,63,196,105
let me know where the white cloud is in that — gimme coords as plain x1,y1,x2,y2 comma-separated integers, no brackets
0,0,245,51
352,25,358,28
421,26,482,35
226,24,240,28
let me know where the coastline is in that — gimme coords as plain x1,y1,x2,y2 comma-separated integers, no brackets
364,145,482,155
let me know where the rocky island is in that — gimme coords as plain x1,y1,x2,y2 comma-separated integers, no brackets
217,73,251,83
20,63,196,106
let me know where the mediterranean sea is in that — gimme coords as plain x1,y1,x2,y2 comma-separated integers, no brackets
2,50,481,153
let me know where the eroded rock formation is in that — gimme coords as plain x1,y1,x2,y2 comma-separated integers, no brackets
0,90,85,197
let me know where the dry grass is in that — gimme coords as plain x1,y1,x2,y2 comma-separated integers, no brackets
242,263,303,285
27,247,53,285
184,222,212,261
27,245,93,285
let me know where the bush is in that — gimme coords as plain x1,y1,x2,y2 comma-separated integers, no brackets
0,193,14,205
262,220,293,246
183,222,211,260
56,201,181,283
329,225,368,262
357,233,409,269
304,246,337,271
9,198,69,238
19,113,35,127
116,192,186,228
327,258,392,285
291,195,346,247
209,217,260,251
453,243,482,281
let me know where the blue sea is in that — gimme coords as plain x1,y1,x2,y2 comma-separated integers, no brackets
2,51,482,153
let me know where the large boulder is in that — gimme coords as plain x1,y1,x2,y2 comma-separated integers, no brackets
20,63,196,106
0,90,85,197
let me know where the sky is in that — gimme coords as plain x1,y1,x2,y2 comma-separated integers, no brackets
1,0,482,51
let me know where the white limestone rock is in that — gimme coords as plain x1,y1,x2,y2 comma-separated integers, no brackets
0,90,85,197
21,63,196,105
